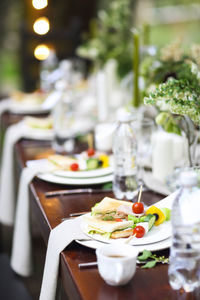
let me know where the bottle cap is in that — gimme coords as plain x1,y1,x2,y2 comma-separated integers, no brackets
179,170,198,187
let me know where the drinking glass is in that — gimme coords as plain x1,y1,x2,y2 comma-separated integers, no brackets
52,89,94,154
132,118,155,187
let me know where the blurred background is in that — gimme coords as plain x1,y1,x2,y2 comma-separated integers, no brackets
0,0,200,94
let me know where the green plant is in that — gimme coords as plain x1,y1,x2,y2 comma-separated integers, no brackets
143,43,200,166
138,250,169,268
77,0,135,78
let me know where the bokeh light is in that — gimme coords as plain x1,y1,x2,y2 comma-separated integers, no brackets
33,17,50,35
32,0,48,10
34,44,50,60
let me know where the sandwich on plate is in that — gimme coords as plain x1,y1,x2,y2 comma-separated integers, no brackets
83,197,170,240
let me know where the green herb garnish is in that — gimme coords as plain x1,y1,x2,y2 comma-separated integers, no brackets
138,250,169,268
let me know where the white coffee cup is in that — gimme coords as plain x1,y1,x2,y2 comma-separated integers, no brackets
96,244,138,286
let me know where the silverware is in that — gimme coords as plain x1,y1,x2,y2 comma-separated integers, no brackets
69,212,90,217
78,259,156,269
61,213,89,221
45,188,112,197
78,262,98,269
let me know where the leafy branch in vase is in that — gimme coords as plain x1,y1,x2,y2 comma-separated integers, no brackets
144,78,200,166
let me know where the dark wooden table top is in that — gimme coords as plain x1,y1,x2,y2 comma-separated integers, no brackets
12,137,200,300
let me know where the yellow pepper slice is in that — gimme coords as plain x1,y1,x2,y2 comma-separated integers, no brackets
99,154,109,168
145,206,166,226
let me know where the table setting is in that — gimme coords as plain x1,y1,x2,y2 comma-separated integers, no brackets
1,0,200,298
0,90,50,116
3,41,200,299
1,40,199,300
29,191,177,300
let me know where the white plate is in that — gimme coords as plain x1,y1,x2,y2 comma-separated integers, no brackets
18,121,53,140
53,167,113,179
37,173,113,185
76,236,172,252
9,100,49,114
81,215,171,246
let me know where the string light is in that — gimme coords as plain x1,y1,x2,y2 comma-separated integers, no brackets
33,17,50,35
34,44,50,60
32,0,48,10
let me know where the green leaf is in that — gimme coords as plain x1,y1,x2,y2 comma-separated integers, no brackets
141,260,157,269
137,250,152,261
102,182,112,189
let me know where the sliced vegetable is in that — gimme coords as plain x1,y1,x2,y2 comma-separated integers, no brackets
145,206,166,226
115,218,123,222
133,225,145,238
160,208,171,221
99,154,109,168
86,158,99,170
102,215,114,221
132,202,144,214
147,215,156,231
70,162,79,171
128,215,140,224
129,214,156,231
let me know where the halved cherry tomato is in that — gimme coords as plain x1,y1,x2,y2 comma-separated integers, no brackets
133,225,145,238
87,148,95,157
115,218,123,222
70,163,79,171
132,202,144,214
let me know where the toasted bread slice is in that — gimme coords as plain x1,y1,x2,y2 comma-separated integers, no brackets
48,154,76,170
92,197,133,215
111,228,133,239
84,214,133,233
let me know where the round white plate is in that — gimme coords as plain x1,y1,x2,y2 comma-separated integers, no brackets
18,121,53,140
24,128,53,140
81,214,172,246
37,173,113,185
53,167,113,179
76,237,172,252
9,100,49,114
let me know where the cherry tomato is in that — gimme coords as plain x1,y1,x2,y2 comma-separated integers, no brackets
132,202,144,214
133,225,145,238
70,163,79,171
87,148,95,157
115,218,123,222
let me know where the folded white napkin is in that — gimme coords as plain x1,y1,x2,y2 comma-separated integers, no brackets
0,98,10,116
0,99,11,149
0,121,53,226
39,217,86,300
0,122,27,225
10,160,54,276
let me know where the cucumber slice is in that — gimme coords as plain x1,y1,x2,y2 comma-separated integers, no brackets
86,158,99,170
139,214,156,231
160,208,171,221
139,214,153,222
148,215,156,231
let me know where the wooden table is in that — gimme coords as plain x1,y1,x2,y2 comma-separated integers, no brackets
12,138,200,300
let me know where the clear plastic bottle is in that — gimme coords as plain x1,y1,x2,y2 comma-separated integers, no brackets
168,170,200,292
112,112,138,200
